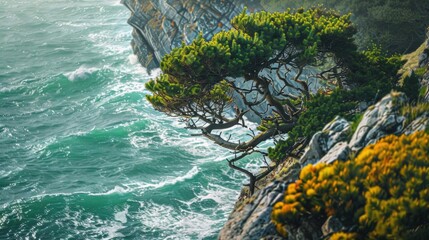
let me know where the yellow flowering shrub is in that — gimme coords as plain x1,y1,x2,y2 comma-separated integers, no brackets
272,131,429,239
330,232,358,240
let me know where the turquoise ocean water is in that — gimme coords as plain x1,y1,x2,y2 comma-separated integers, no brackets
0,1,266,239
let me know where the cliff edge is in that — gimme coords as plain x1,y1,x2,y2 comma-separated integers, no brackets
121,0,261,71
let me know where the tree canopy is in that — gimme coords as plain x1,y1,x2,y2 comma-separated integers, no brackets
145,8,358,193
145,8,401,193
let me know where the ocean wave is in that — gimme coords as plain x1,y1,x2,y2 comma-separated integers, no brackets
124,166,200,191
178,182,239,215
89,186,129,196
64,66,99,81
128,54,139,65
114,205,129,224
87,31,130,56
136,201,221,240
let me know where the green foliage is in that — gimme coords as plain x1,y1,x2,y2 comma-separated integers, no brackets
146,9,356,114
231,8,356,60
401,102,429,126
415,67,427,77
345,45,402,85
268,90,357,161
261,0,429,53
268,46,402,161
401,72,421,103
272,132,429,239
350,113,364,135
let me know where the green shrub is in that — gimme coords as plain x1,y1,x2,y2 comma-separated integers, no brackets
401,102,429,126
268,45,402,161
261,0,429,54
401,72,421,103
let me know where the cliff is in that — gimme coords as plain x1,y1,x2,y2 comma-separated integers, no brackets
218,30,429,240
219,92,429,239
121,0,262,71
122,2,429,238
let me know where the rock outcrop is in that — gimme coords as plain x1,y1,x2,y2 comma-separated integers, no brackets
419,28,429,101
404,113,429,135
348,92,407,152
121,0,262,71
120,3,429,238
300,116,351,166
219,92,428,239
418,27,429,68
219,181,287,240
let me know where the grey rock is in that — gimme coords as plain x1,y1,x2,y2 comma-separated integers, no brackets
419,28,429,101
320,116,351,152
219,181,287,240
319,141,350,164
421,70,429,102
300,132,323,166
359,101,369,112
287,221,323,240
419,27,429,68
403,113,429,135
122,0,262,71
418,49,429,68
300,116,350,166
321,216,344,236
349,93,407,152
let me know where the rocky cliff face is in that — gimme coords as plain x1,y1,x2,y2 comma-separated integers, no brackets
121,0,262,71
219,26,429,240
419,28,429,101
219,32,429,237
121,3,429,238
219,91,429,240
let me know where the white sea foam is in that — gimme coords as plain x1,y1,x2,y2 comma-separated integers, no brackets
198,183,238,206
109,0,123,6
179,182,239,214
128,54,139,65
62,207,126,240
114,205,129,224
0,166,24,178
56,21,89,28
137,201,223,240
88,31,130,56
64,66,99,81
124,166,200,191
28,185,129,200
89,185,129,196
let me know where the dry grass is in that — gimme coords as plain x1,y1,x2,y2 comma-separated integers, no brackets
401,102,429,126
399,42,427,82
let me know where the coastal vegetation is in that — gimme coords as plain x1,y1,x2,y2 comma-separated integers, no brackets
272,131,429,239
136,1,429,238
261,0,429,54
145,8,404,194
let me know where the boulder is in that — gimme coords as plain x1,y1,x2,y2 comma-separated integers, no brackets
319,141,350,164
349,93,407,152
219,181,287,240
286,221,323,240
321,216,344,236
320,116,351,153
300,116,350,165
418,27,429,68
299,132,323,166
403,113,429,135
419,27,429,101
